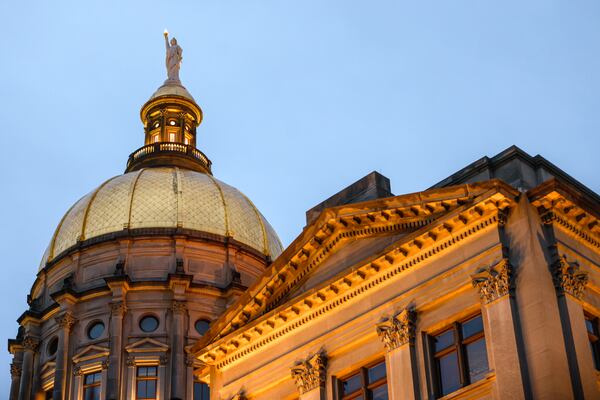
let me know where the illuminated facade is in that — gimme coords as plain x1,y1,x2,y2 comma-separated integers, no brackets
8,49,600,400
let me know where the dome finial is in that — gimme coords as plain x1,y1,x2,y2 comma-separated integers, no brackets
163,30,183,84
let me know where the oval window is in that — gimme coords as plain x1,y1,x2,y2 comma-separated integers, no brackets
139,315,159,332
47,337,58,356
87,321,105,340
195,319,210,335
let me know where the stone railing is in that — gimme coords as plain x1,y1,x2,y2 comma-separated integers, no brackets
126,143,212,173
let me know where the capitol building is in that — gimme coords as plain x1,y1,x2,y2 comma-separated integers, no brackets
7,36,600,400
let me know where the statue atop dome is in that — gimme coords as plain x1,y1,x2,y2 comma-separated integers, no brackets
164,30,182,82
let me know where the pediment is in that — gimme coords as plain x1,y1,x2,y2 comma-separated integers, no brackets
195,180,518,350
125,337,169,353
72,345,110,364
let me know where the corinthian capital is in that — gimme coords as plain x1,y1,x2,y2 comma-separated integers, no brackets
22,336,39,352
172,300,187,314
472,259,511,304
376,308,416,351
553,255,588,300
55,312,77,330
291,351,327,395
111,301,127,316
10,363,22,378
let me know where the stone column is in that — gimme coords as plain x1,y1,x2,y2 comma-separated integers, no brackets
10,363,22,400
126,356,136,399
170,300,187,399
107,301,126,400
53,312,76,400
551,255,599,399
472,259,527,400
18,336,39,400
291,352,327,400
159,354,168,400
376,308,418,400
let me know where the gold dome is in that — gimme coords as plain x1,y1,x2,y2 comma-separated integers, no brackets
40,167,283,269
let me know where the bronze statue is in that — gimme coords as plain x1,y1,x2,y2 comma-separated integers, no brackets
164,30,182,82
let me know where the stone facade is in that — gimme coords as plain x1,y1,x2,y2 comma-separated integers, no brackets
7,56,600,400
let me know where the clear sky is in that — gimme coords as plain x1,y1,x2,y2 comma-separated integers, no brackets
1,0,599,394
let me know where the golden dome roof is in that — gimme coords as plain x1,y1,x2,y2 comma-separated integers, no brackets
40,167,283,269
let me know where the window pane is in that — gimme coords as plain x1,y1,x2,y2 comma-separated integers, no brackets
342,373,362,395
434,330,455,353
139,316,159,332
462,315,484,339
368,361,386,383
84,386,100,400
146,366,157,377
466,338,489,383
586,318,595,335
438,351,461,396
146,380,157,398
137,381,147,398
194,382,210,400
591,342,600,370
137,367,147,377
371,384,389,400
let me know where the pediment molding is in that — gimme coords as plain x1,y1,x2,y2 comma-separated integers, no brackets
72,344,110,364
198,181,518,347
125,337,169,354
196,186,516,368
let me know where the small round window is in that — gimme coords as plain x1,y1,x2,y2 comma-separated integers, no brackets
139,315,159,332
87,321,105,340
195,319,210,336
47,337,58,356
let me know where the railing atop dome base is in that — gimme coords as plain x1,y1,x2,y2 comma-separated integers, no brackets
125,142,213,174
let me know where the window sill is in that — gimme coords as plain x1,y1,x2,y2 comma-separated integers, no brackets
437,372,496,400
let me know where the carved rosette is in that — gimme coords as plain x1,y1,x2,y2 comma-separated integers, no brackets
22,336,39,352
172,300,187,314
111,301,127,316
472,259,512,304
553,255,589,300
376,308,417,351
55,312,77,331
10,363,22,378
291,352,327,395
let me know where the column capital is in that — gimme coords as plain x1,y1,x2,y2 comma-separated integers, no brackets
291,351,327,395
376,308,417,351
110,301,127,316
172,300,187,314
72,366,83,376
55,312,77,331
21,336,39,352
472,259,512,304
553,255,589,300
10,363,22,378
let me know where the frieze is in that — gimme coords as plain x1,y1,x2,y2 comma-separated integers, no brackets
291,351,327,395
472,259,512,304
376,308,417,351
552,255,588,300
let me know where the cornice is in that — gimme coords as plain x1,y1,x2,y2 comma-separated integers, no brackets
195,187,515,368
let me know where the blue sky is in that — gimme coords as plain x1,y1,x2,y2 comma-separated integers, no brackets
1,0,599,394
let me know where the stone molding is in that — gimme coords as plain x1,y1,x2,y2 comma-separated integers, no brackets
291,352,327,395
552,255,589,300
10,363,22,378
471,259,512,304
55,312,77,330
172,300,187,314
22,336,39,352
110,301,127,316
376,308,417,351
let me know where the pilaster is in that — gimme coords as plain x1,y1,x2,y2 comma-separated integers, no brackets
291,351,327,400
170,299,188,399
376,308,417,400
18,336,39,400
53,312,76,400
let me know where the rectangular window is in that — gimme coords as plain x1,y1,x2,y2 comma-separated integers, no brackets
193,381,210,400
83,372,101,400
169,132,176,142
429,314,489,398
586,315,600,370
136,366,157,400
336,359,388,400
152,134,160,143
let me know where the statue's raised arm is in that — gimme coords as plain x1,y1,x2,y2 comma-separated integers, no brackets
163,31,183,83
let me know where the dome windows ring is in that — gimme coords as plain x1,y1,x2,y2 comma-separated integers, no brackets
195,319,210,335
87,321,105,340
47,336,58,356
139,315,159,332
